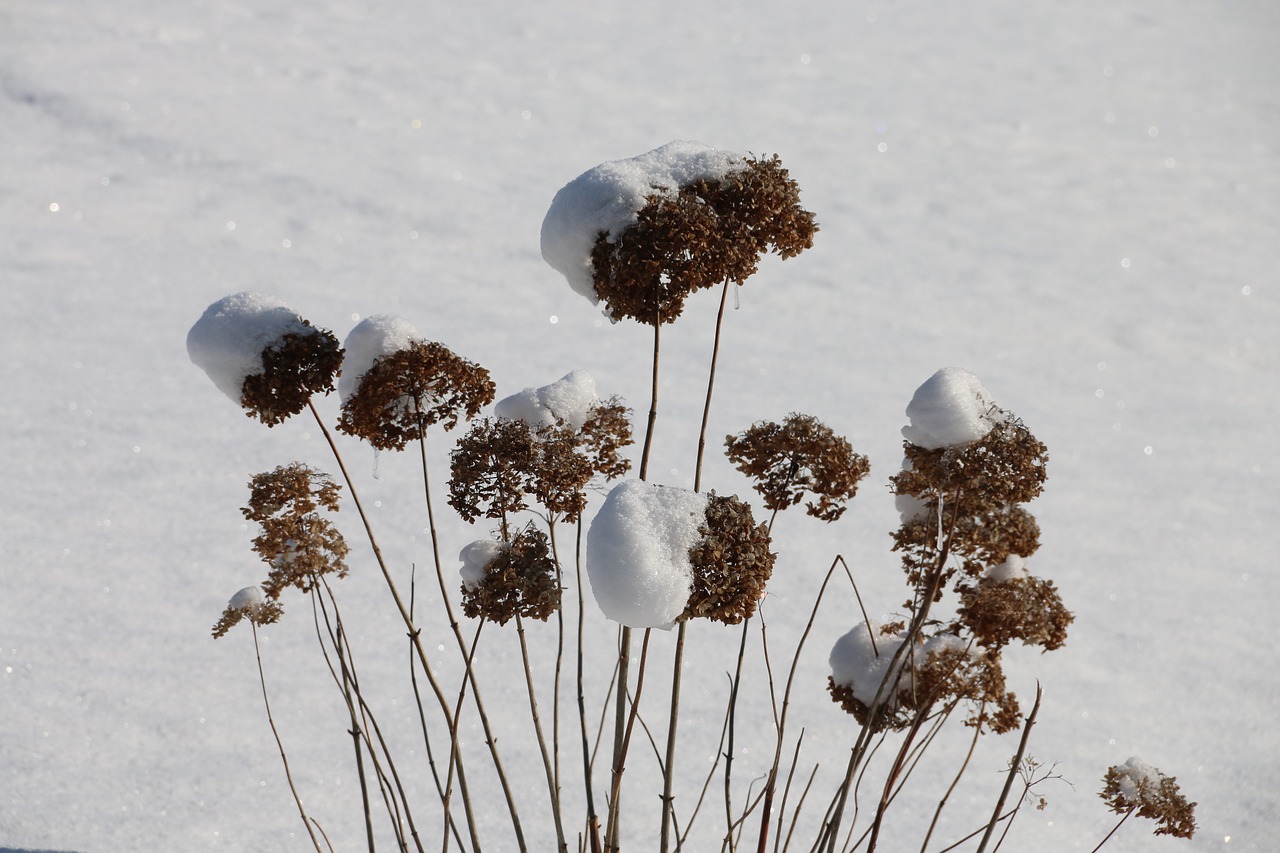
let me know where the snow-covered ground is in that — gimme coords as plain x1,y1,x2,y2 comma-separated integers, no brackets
3,1,1277,850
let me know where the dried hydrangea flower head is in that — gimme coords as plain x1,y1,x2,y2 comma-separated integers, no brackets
242,463,350,598
457,524,561,624
337,315,495,450
451,372,634,525
827,623,1020,733
957,556,1073,651
682,493,776,624
494,370,634,483
188,292,342,426
586,481,777,628
212,585,283,639
891,369,1048,591
542,141,816,326
725,413,869,522
1100,758,1197,839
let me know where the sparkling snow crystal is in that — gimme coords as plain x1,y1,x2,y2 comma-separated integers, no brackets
586,479,711,628
540,141,747,305
494,369,599,431
186,292,318,405
902,367,1004,449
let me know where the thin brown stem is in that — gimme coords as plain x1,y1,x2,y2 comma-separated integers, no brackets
307,402,483,851
516,612,569,852
920,703,985,853
249,622,324,853
1087,810,1134,853
975,684,1043,853
606,628,653,852
415,427,525,851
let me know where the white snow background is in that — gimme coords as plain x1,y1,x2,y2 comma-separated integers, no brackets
2,1,1277,850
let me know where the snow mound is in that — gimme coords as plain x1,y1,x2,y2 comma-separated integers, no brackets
829,621,909,707
585,479,710,628
902,367,1003,449
1109,756,1162,804
541,141,747,305
227,585,266,613
339,314,424,403
187,292,316,405
495,369,599,431
459,539,504,591
983,555,1031,583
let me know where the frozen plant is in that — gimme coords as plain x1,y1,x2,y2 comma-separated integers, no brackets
1097,758,1197,843
187,292,342,426
337,314,495,448
542,141,816,325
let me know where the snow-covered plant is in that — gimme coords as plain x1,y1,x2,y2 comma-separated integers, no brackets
458,523,561,624
336,314,495,448
188,292,343,426
542,141,816,326
211,585,282,639
189,143,1196,853
1099,758,1198,841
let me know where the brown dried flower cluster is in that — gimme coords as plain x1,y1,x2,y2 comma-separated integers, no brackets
243,463,350,598
682,494,776,624
241,323,344,427
827,634,1020,734
958,573,1073,651
590,156,817,325
461,525,561,624
211,591,283,639
449,403,633,525
892,417,1049,590
725,413,869,522
337,341,495,450
1101,760,1197,839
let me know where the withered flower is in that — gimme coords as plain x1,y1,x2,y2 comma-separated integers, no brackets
243,463,349,598
1100,758,1197,839
682,493,776,624
187,292,342,427
449,406,628,525
827,628,1020,734
589,155,816,325
891,417,1049,591
212,585,283,639
241,325,343,426
725,413,869,522
957,560,1073,652
338,340,495,450
459,525,561,624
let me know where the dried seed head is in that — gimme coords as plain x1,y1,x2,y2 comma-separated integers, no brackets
891,417,1049,594
827,630,1020,734
337,341,495,450
240,324,343,426
579,397,634,482
212,585,284,638
1101,759,1197,839
242,463,349,598
958,566,1073,651
460,524,561,624
590,156,816,326
682,493,776,624
725,413,869,522
450,404,631,525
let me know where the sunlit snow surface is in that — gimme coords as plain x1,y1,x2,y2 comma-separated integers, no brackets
3,1,1278,851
